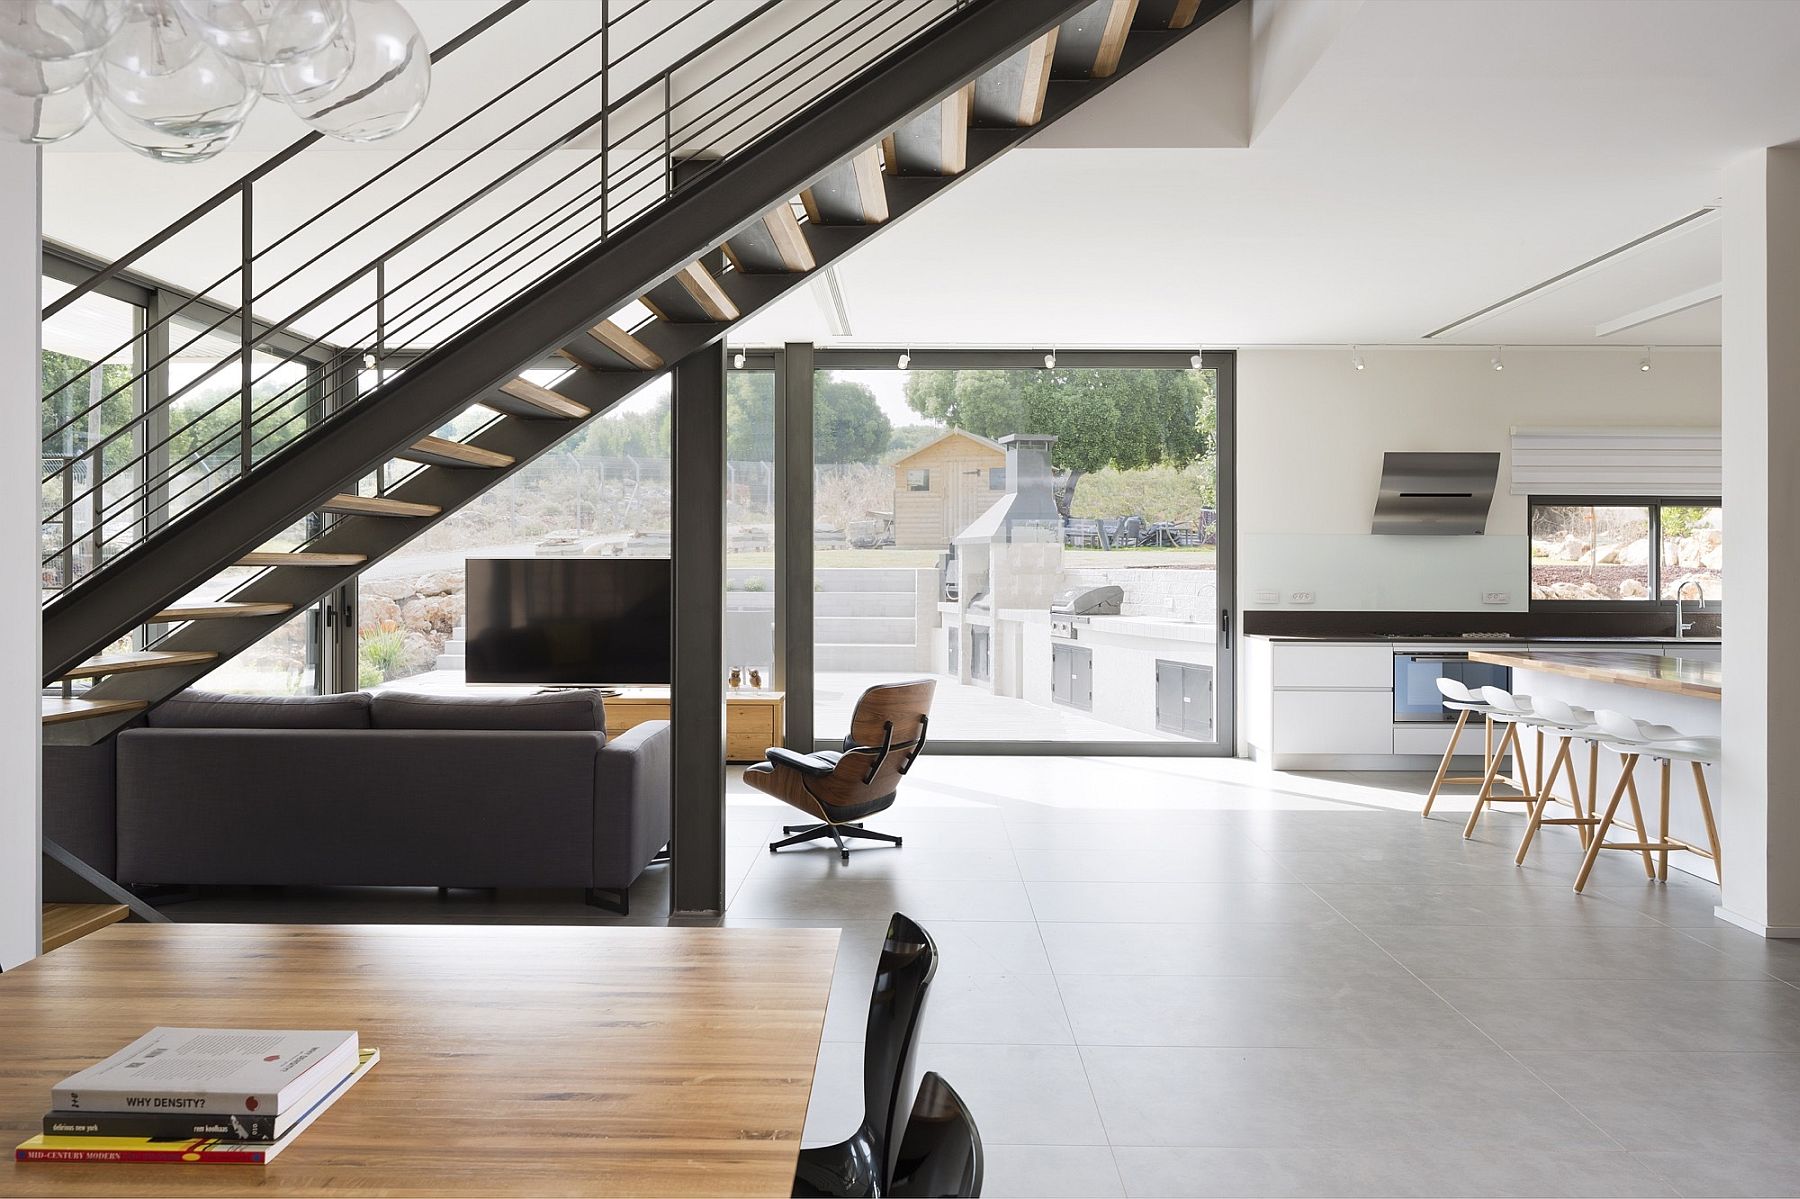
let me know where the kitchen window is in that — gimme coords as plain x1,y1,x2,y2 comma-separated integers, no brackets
1529,497,1721,606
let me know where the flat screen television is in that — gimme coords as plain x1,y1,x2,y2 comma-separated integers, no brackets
464,558,671,685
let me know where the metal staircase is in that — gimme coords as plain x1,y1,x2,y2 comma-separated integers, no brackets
41,0,1235,745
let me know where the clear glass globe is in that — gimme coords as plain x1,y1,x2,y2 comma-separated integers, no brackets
270,14,351,106
1,83,93,142
104,0,205,78
0,1,122,64
90,39,260,162
285,0,427,142
0,37,94,95
177,0,345,69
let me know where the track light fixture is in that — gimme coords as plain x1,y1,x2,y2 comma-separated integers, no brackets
732,349,746,369
1044,348,1056,370
363,353,376,370
1491,347,1505,372
1639,347,1652,372
1190,350,1204,369
898,349,911,370
1350,346,1365,372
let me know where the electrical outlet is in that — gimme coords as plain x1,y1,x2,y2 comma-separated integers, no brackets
1290,591,1316,604
1482,591,1510,605
1254,589,1280,604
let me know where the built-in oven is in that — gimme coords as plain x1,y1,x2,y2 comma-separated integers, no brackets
1393,652,1513,722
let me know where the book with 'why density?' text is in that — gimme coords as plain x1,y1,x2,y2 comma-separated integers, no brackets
50,1027,359,1116
18,1048,379,1165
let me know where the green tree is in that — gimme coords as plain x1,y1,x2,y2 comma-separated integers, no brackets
882,423,941,463
726,371,892,463
902,368,1214,517
574,396,671,459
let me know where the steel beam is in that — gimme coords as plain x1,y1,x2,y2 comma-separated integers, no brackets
670,344,728,915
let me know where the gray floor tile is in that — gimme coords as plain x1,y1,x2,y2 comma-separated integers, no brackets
1633,1149,1800,1198
1083,1045,1593,1150
1058,973,1485,1050
1014,844,1287,884
1516,1050,1800,1156
922,971,1073,1045
911,1043,1109,1146
1026,881,1344,925
802,1039,865,1145
1113,1146,1677,1198
1680,924,1800,985
1307,881,1663,927
727,874,1037,921
1579,875,1728,928
1433,977,1800,1052
1364,923,1771,981
1003,821,1247,852
1038,919,1396,978
756,845,1021,881
983,1145,1125,1198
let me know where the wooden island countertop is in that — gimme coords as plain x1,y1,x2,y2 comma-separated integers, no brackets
1470,649,1722,700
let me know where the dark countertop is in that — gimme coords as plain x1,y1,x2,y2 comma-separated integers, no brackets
1247,634,1721,645
1469,649,1722,700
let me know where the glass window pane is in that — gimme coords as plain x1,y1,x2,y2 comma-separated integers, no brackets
191,605,321,695
1660,504,1722,601
1530,504,1652,600
815,365,1220,746
357,376,673,689
726,370,775,684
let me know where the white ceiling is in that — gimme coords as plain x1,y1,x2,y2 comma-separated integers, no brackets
733,0,1800,349
43,0,1800,350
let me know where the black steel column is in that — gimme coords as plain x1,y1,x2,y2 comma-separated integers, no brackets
774,343,815,750
670,343,727,914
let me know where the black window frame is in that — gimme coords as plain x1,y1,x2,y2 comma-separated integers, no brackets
1527,493,1722,612
907,468,931,492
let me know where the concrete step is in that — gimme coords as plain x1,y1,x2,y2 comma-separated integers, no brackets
816,591,915,617
816,643,925,672
434,652,465,671
814,616,915,644
816,568,922,593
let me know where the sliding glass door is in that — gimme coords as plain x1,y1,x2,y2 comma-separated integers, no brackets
805,351,1233,754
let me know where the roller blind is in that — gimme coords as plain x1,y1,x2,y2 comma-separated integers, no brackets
1508,426,1721,496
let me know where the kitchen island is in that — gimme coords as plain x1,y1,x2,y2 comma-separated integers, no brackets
1470,647,1720,882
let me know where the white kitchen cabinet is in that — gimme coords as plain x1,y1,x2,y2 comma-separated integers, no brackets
1270,643,1393,689
1271,690,1395,755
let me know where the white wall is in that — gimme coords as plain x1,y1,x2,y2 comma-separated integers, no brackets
1236,347,1722,614
1,143,42,970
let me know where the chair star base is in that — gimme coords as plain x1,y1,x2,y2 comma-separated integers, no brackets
770,821,904,861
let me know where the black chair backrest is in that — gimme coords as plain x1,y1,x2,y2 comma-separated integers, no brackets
889,1073,983,1198
862,912,939,1190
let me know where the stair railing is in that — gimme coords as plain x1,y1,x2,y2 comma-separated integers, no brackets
42,0,960,601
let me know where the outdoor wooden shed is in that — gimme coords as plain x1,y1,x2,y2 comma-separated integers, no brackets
890,428,1007,548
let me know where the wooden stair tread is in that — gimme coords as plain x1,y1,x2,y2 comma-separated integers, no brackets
42,903,130,953
1054,0,1138,79
883,87,972,176
319,494,442,518
41,696,149,725
489,377,592,420
237,551,369,567
61,650,219,680
154,600,295,620
400,436,514,470
641,261,740,324
723,205,817,274
801,147,889,225
581,320,665,371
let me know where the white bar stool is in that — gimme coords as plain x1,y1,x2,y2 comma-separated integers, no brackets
1573,710,1722,893
1509,695,1605,860
1462,686,1539,838
1421,678,1505,818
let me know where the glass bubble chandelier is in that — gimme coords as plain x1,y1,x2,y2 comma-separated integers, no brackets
0,0,429,161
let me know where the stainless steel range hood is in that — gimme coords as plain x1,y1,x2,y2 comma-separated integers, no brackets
1371,452,1500,535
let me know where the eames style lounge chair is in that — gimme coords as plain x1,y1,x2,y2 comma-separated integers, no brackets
748,679,935,862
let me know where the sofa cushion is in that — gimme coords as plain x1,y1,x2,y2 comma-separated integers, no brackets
370,689,608,734
148,689,372,729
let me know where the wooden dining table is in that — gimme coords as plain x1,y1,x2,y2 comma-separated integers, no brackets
0,923,840,1197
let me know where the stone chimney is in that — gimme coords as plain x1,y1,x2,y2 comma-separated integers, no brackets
998,433,1060,531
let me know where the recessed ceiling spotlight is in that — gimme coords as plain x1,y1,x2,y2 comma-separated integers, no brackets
898,349,911,370
1639,347,1652,372
732,349,746,369
1044,348,1056,370
1350,345,1365,372
1491,347,1505,372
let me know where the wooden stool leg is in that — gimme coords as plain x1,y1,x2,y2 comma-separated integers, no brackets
1534,728,1547,800
1575,757,1636,893
1621,763,1656,879
1465,722,1516,839
1514,737,1568,866
1694,760,1722,882
1423,708,1469,817
1657,758,1673,883
1562,738,1587,850
1585,741,1600,851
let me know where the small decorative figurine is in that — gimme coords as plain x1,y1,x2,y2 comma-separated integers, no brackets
748,668,763,689
728,667,743,689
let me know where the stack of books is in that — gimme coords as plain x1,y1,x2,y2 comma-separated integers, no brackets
15,1027,378,1165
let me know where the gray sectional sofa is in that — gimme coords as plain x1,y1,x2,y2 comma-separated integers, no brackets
44,688,671,914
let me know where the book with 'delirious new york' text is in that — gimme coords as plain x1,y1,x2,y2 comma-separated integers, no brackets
50,1027,359,1116
17,1048,379,1165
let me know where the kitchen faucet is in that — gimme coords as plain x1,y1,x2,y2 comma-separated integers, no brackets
1673,577,1706,640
